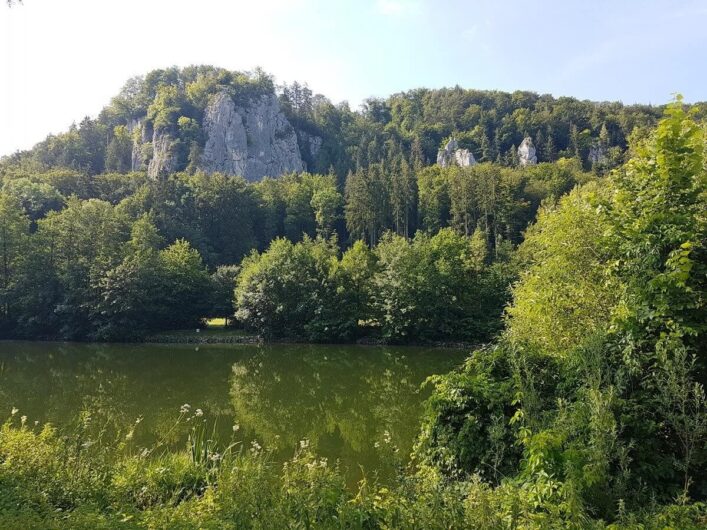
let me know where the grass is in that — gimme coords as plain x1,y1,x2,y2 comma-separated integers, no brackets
0,411,704,529
143,324,259,344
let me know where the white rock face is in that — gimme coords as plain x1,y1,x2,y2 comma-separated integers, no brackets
130,119,150,172
299,131,323,160
437,138,476,168
148,129,178,179
518,137,537,166
201,92,304,181
588,143,607,164
454,149,476,166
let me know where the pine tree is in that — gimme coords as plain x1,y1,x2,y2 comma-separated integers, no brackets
480,131,494,162
545,126,557,161
599,122,610,146
570,123,580,160
410,135,425,170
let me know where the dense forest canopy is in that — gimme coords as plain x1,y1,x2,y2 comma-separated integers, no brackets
2,65,678,179
0,64,705,527
0,94,704,529
0,65,622,343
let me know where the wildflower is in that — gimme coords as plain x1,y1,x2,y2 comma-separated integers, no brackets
180,404,191,414
232,424,240,432
11,407,18,416
210,452,221,462
135,416,143,424
383,430,392,444
195,408,204,417
299,439,310,449
125,431,134,441
374,441,380,448
20,415,27,426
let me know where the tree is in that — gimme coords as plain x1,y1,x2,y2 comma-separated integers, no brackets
207,264,240,325
234,237,338,340
158,239,212,330
105,125,133,172
92,216,164,340
372,229,494,342
2,178,64,223
420,101,707,520
344,169,374,244
0,193,30,334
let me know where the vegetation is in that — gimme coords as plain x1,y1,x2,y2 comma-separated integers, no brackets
0,404,704,529
3,66,668,181
416,99,706,526
0,61,704,527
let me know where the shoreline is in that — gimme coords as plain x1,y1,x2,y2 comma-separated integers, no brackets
0,332,479,350
142,330,478,349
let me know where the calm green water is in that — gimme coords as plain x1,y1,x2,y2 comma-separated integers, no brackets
0,341,466,483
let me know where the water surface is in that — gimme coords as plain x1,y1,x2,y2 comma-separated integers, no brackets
0,341,466,483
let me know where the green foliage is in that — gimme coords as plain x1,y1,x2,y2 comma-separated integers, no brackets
234,236,339,340
417,100,707,523
104,125,133,173
2,177,64,222
233,229,508,343
0,414,704,529
507,183,618,357
415,344,521,482
372,228,507,342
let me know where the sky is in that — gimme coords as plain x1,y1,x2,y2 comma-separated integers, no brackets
2,0,707,156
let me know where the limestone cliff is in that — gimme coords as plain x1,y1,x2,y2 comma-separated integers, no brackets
148,129,179,179
436,138,476,168
518,137,537,166
588,142,607,164
200,92,304,181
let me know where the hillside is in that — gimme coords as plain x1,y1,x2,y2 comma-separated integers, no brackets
1,65,670,180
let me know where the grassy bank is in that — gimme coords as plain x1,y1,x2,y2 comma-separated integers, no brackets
0,412,704,529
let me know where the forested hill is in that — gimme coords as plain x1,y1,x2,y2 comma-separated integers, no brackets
0,65,674,179
0,66,701,344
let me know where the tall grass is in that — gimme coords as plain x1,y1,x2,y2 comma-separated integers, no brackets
0,408,704,529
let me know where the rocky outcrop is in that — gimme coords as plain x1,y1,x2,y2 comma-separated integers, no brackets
517,137,537,166
436,138,476,168
454,149,475,167
147,129,179,179
130,119,151,172
200,92,304,181
299,131,323,160
588,143,607,164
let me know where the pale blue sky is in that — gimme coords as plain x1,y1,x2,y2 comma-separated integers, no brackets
2,0,706,155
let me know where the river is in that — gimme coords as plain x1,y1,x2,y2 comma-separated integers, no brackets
0,341,466,484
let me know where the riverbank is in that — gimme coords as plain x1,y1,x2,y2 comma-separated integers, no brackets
142,327,479,349
143,328,263,344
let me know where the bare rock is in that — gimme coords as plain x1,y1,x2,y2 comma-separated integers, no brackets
437,138,476,168
518,137,537,166
130,119,151,172
147,129,178,179
201,92,304,181
588,142,607,164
